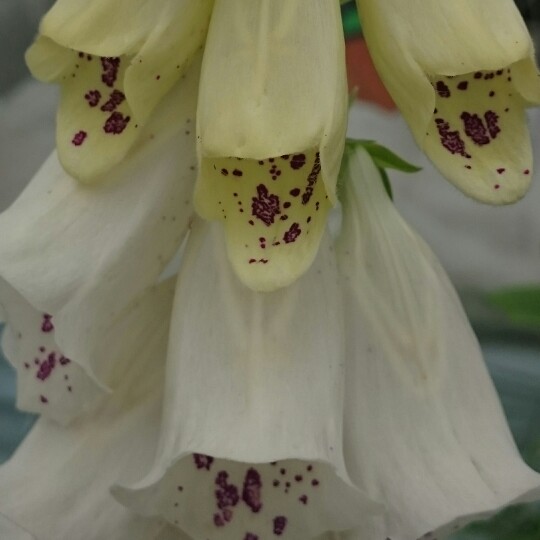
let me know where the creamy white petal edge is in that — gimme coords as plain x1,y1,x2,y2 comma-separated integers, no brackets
356,0,540,204
336,147,540,539
0,280,193,540
114,219,381,540
0,57,200,422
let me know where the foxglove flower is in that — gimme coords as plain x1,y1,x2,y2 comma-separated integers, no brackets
26,0,213,180
0,59,200,421
356,0,540,204
336,145,540,539
0,280,188,540
113,219,380,539
195,0,348,291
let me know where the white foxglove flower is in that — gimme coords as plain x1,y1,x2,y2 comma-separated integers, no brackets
0,60,200,422
26,0,213,180
113,219,380,539
336,145,540,539
356,0,540,204
195,0,348,292
0,280,190,540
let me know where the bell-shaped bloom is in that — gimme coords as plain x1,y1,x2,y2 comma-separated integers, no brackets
356,0,540,204
195,0,348,292
0,280,192,540
336,145,540,539
26,0,213,181
113,219,381,539
0,60,200,422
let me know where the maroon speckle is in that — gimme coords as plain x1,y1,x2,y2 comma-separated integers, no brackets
524,169,530,175
311,479,320,487
72,131,87,146
67,386,72,392
156,75,161,80
484,110,501,139
213,513,225,527
457,81,468,91
460,112,490,146
41,314,54,333
59,356,71,366
435,119,470,158
465,165,472,169
100,90,126,112
307,465,313,472
280,468,286,475
40,395,48,404
252,184,281,226
193,454,214,471
302,153,321,205
474,72,483,79
497,168,506,174
233,169,243,177
273,516,287,536
100,57,120,87
84,90,101,107
435,80,451,98
273,480,280,487
242,468,263,513
289,188,300,197
103,112,130,134
24,363,30,369
290,153,306,170
36,353,56,381
215,471,240,522
39,347,46,353
283,202,291,209
294,475,303,482
244,534,259,540
299,495,308,505
221,168,229,176
284,223,301,244
494,184,501,190
489,91,495,97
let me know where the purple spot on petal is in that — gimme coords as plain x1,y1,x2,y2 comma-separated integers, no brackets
273,516,287,536
252,184,281,226
71,131,87,146
41,314,54,333
193,454,214,471
283,223,301,244
290,154,306,170
242,468,263,513
103,112,130,134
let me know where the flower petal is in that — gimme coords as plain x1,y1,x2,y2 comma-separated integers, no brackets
26,0,212,180
356,0,540,204
0,514,34,540
0,65,199,420
196,151,331,291
114,220,380,539
0,282,105,424
195,0,347,290
0,281,175,540
336,147,540,539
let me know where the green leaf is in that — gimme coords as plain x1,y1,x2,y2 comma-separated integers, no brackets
347,139,422,173
378,167,393,200
489,287,540,328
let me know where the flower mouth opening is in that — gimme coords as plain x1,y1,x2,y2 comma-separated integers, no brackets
195,149,333,291
423,66,532,204
113,453,374,539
